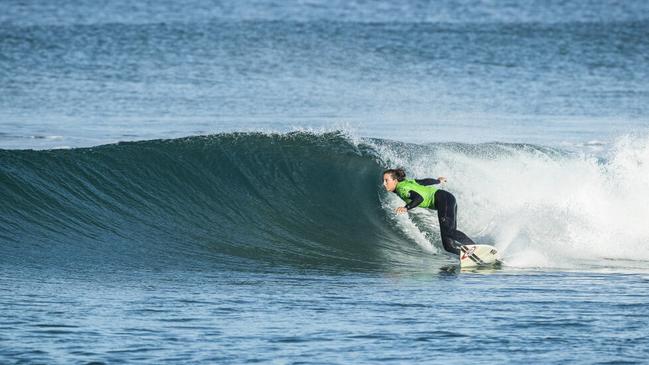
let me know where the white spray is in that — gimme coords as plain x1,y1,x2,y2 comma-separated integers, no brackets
374,134,649,270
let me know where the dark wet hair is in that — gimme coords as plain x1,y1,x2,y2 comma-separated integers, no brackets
383,168,407,182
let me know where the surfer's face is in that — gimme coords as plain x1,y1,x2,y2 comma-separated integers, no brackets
383,173,398,192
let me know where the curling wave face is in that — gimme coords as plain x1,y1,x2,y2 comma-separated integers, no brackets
0,132,422,273
2,131,649,273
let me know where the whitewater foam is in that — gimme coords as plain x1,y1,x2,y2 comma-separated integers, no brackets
373,134,649,270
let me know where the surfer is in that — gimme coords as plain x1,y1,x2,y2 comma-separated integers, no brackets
383,168,476,255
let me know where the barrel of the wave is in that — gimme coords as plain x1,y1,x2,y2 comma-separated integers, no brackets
382,168,502,268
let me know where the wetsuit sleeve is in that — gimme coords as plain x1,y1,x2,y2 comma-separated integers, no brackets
405,191,424,210
415,178,440,186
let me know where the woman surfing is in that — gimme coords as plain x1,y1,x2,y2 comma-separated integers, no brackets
383,168,476,255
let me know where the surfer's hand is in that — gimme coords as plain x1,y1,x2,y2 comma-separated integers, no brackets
437,176,447,183
395,207,408,214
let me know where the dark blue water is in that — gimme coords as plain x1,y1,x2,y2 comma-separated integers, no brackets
2,0,648,149
2,1,649,363
3,269,649,364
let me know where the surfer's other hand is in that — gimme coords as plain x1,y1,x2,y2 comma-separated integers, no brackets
395,207,408,214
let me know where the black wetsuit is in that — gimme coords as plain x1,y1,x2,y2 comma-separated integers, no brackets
399,179,476,255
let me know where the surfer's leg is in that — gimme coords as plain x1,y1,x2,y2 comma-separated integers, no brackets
439,227,461,255
447,200,476,245
447,228,476,246
436,191,461,255
446,197,477,246
436,190,475,254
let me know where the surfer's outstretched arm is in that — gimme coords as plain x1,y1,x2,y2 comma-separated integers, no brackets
415,177,446,186
415,178,439,185
395,191,423,214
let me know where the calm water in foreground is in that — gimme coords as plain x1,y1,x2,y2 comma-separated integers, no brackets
3,267,649,364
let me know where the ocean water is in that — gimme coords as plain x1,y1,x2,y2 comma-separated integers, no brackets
2,1,649,364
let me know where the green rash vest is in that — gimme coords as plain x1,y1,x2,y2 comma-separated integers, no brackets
395,179,438,209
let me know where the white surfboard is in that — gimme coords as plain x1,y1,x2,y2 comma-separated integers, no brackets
459,244,502,268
